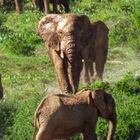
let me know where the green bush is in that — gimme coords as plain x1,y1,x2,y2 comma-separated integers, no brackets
2,93,43,140
4,31,41,56
112,73,140,95
0,99,17,138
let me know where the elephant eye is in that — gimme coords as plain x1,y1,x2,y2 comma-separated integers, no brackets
48,44,51,48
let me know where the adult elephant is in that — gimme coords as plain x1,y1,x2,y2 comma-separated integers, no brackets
33,0,70,13
38,14,109,94
0,74,3,99
33,89,117,140
14,0,70,14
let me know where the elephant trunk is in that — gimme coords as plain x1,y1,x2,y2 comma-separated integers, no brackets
107,113,117,140
66,42,83,94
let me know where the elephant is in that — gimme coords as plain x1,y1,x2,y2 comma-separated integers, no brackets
38,14,109,94
33,0,70,14
81,21,108,83
15,0,23,14
0,74,3,99
33,88,117,140
14,0,70,14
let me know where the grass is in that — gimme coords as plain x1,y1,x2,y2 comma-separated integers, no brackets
0,0,140,139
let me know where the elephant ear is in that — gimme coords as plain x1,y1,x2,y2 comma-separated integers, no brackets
91,89,109,119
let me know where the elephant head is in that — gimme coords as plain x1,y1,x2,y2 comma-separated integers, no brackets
90,89,116,140
0,74,3,99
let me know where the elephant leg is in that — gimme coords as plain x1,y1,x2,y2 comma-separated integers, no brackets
81,61,90,84
15,0,23,14
43,0,50,13
83,133,97,140
83,124,97,140
94,51,106,80
87,61,95,82
59,4,63,12
52,0,58,13
68,59,83,93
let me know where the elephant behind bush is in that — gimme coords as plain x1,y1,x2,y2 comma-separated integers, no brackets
38,14,109,94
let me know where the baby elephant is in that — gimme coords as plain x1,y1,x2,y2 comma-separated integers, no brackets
33,89,116,140
0,74,3,99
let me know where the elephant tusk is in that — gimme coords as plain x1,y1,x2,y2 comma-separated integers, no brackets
60,51,64,59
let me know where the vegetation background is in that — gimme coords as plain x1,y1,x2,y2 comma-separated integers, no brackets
0,0,140,139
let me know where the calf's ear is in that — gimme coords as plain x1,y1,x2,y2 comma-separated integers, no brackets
91,89,108,118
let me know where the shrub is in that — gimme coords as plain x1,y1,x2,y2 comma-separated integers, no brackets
2,93,43,140
4,31,41,56
112,73,140,96
0,99,17,138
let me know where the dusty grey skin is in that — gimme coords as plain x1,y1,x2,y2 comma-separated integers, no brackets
32,0,70,14
33,89,116,140
0,74,3,99
38,14,109,94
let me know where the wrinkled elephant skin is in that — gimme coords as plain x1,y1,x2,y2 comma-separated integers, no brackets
33,89,116,140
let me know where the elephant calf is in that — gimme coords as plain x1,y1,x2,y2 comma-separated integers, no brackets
0,74,3,99
33,89,116,140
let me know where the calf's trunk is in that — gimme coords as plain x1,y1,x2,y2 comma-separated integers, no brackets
107,113,117,140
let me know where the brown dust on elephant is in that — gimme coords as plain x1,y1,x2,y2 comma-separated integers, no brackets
33,89,117,140
0,74,3,99
38,14,109,94
14,0,70,14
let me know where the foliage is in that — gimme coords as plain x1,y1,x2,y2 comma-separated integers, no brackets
4,31,39,56
112,73,140,95
2,93,43,140
0,10,43,56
